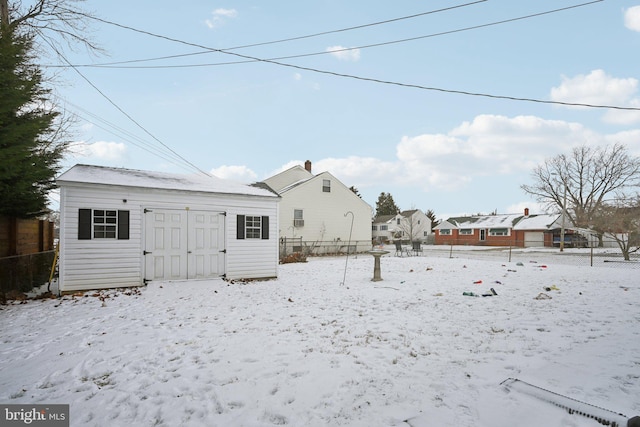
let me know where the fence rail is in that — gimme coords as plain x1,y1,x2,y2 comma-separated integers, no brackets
280,238,371,257
396,242,640,269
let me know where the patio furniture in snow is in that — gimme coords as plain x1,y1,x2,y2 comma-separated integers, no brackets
412,241,423,256
394,241,412,257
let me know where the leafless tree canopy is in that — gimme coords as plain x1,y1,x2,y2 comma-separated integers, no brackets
2,0,101,55
521,143,640,229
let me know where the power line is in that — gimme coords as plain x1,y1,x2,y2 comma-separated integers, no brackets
38,32,211,176
52,0,602,70
58,96,203,172
57,0,487,67
55,1,639,112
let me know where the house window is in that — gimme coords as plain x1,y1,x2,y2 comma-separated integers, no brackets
78,209,129,240
459,229,473,235
322,179,331,192
439,229,451,235
236,215,269,240
372,225,378,231
397,218,401,225
489,228,509,236
294,209,304,227
380,225,388,231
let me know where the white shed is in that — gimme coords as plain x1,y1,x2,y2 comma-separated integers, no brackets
56,164,280,293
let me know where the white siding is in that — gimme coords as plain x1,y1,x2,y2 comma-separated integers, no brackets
278,172,372,250
59,182,278,292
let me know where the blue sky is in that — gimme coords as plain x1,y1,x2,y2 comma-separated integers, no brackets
42,0,640,220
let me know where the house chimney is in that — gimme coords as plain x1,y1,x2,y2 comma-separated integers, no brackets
304,160,312,172
524,207,529,216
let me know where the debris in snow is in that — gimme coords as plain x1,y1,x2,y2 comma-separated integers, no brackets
473,280,483,284
534,293,552,300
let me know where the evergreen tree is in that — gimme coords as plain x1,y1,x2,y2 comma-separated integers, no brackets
375,192,400,217
425,209,439,231
0,24,63,217
349,186,362,198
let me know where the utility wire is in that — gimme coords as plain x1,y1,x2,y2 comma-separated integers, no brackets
57,0,487,67
54,1,639,111
58,96,202,172
39,32,211,176
59,0,602,70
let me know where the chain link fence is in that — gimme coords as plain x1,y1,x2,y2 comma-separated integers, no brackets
405,243,640,269
0,250,56,295
280,237,372,258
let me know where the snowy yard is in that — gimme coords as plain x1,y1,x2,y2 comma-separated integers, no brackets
1,254,639,426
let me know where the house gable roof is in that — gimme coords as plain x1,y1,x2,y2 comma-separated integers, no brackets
57,164,279,198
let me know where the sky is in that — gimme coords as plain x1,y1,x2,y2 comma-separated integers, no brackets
34,0,640,220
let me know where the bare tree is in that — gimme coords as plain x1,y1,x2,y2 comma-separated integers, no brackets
591,196,640,261
396,210,429,243
521,143,640,246
2,0,100,54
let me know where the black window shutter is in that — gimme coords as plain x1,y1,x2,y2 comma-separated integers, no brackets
237,215,245,239
118,210,130,240
78,209,92,240
261,216,269,239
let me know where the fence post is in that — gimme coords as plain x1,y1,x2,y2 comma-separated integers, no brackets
509,245,512,263
449,243,453,259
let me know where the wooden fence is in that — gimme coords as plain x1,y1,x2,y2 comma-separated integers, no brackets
0,216,56,295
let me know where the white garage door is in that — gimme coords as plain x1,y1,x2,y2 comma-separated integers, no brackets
524,231,544,248
144,209,225,281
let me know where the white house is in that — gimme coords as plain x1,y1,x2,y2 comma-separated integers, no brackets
56,164,280,293
262,161,372,254
372,210,432,244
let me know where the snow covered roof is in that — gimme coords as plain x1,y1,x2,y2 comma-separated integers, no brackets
436,213,572,231
513,214,561,230
57,164,279,198
448,214,522,229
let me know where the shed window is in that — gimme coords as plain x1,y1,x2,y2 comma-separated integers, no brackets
322,179,331,192
78,209,129,240
459,229,473,235
439,229,451,235
237,215,269,240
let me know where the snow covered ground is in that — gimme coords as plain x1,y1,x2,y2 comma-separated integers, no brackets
1,253,639,427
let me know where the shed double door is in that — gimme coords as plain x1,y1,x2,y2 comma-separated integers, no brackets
144,209,225,281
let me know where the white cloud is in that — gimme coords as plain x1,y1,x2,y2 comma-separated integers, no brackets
72,141,127,161
210,165,257,183
624,5,640,32
214,8,238,18
205,8,238,29
550,69,640,124
325,46,361,62
293,73,302,81
550,69,638,107
279,115,606,196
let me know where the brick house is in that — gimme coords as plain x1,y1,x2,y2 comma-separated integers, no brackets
433,208,583,247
